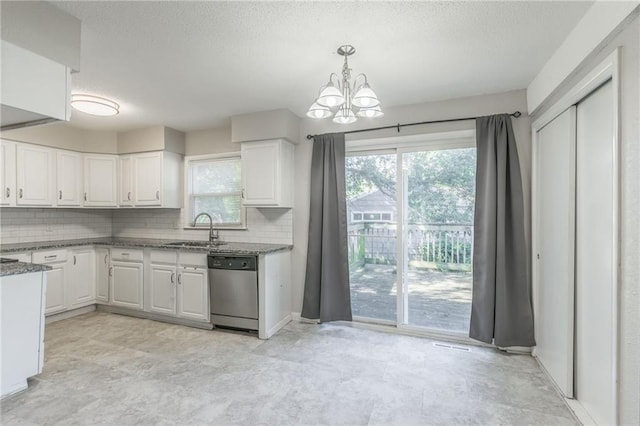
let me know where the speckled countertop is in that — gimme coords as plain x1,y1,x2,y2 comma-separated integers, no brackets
0,237,292,255
0,261,51,277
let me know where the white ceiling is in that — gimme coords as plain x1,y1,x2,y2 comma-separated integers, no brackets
52,1,593,132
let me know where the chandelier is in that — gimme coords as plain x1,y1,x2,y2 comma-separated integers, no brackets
306,45,383,124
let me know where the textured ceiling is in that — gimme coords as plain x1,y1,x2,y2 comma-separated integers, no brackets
52,1,593,132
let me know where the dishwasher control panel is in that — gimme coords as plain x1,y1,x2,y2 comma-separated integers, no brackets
207,255,257,271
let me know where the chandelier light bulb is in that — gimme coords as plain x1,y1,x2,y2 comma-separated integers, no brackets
316,83,345,108
333,107,357,124
306,102,332,119
356,105,384,118
352,83,380,108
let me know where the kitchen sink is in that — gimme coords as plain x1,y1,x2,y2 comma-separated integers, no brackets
164,241,227,247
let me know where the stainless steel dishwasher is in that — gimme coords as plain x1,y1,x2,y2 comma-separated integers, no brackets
208,255,258,331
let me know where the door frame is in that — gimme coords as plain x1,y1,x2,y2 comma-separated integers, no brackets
531,49,620,423
346,129,478,341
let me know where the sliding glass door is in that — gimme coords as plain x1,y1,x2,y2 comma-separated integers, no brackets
346,139,476,335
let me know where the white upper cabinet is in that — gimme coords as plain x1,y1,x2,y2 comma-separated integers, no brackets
134,152,163,206
16,143,55,206
119,151,182,208
241,139,293,207
56,150,82,206
118,155,133,207
84,154,118,207
0,140,16,207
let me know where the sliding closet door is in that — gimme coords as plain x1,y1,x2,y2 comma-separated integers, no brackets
534,106,576,398
575,80,616,425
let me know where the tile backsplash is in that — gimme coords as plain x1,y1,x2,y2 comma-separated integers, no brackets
111,208,293,245
0,208,113,244
0,207,292,246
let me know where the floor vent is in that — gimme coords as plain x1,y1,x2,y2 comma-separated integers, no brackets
433,342,471,352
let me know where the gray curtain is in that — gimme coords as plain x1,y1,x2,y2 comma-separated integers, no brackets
470,114,535,347
301,133,352,322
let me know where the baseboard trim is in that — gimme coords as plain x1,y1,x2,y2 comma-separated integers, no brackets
96,305,213,330
291,312,319,324
45,305,96,324
266,314,292,338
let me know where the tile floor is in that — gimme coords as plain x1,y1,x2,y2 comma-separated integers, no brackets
1,312,578,425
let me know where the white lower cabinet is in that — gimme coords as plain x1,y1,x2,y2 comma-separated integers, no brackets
177,266,208,321
33,250,68,315
149,263,177,315
95,248,110,303
68,249,96,308
110,261,143,309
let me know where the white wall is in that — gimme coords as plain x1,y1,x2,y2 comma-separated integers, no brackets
185,125,235,155
530,15,640,426
0,122,118,153
0,208,112,244
292,89,532,314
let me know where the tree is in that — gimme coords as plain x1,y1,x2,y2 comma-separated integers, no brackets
346,148,476,224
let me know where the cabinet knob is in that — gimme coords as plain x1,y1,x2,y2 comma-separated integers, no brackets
171,272,175,284
19,188,23,199
73,255,77,265
104,254,108,264
59,190,63,200
84,192,87,201
177,273,182,285
5,187,9,198
156,190,160,200
127,191,131,201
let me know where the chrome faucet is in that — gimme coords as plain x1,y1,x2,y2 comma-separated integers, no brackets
193,212,219,244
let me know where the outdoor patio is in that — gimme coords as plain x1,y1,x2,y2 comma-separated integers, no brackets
349,264,473,333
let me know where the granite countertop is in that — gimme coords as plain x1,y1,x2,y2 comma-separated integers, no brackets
0,261,52,277
0,237,293,256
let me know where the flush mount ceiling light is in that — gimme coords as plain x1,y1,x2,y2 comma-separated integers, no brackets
306,45,383,124
71,94,119,116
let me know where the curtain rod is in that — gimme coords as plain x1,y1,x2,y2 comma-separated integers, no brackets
305,111,522,140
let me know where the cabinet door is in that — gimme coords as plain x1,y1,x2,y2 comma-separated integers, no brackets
68,249,96,308
150,264,177,315
56,150,82,206
16,144,54,206
95,248,110,303
134,152,162,206
119,156,133,206
44,264,66,315
84,155,117,207
177,267,208,321
0,140,16,206
241,142,278,205
110,261,143,309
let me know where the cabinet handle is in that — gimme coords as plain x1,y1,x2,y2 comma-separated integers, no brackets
127,191,131,201
84,192,87,201
109,266,113,277
5,187,9,198
178,273,182,285
59,190,63,200
73,255,76,265
19,188,23,199
44,255,57,260
156,190,160,200
242,189,244,199
170,272,175,284
104,254,108,264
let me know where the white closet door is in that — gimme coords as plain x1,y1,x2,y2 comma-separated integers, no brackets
575,80,616,425
534,106,576,398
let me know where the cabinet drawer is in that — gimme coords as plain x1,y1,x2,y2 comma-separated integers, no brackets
150,250,177,264
33,249,67,264
110,248,143,262
179,252,207,267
